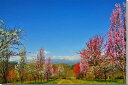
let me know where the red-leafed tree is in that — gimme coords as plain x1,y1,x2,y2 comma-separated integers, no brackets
105,3,126,83
80,35,104,79
52,66,57,78
7,68,17,82
85,35,104,62
73,63,80,77
53,66,57,74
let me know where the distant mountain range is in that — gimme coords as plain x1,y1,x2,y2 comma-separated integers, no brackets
52,59,80,65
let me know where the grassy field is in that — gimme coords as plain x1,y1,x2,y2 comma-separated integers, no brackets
9,78,124,84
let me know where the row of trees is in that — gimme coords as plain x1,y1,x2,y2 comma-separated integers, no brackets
74,3,126,83
6,48,68,83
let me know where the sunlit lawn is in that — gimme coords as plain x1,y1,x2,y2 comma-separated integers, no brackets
9,78,124,84
71,79,123,84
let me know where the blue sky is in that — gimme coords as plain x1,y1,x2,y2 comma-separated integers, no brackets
0,0,125,63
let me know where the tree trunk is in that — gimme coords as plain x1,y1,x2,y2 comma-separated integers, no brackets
40,75,42,82
2,56,9,83
3,72,7,83
104,72,107,81
38,76,40,82
93,66,97,80
21,76,23,83
122,71,126,84
34,77,36,83
43,76,45,81
111,62,115,81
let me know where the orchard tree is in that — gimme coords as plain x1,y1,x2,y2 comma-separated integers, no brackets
79,49,90,78
15,46,26,83
73,63,80,78
80,58,89,79
0,20,23,83
44,57,53,81
105,3,126,83
80,35,104,79
26,59,38,82
57,64,64,78
37,48,45,65
52,66,58,78
99,56,113,81
35,48,45,81
35,48,45,70
7,67,17,82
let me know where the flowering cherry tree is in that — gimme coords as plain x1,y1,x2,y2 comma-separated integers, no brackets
105,3,126,82
44,57,53,81
36,48,45,69
80,58,89,78
35,48,45,81
80,35,104,79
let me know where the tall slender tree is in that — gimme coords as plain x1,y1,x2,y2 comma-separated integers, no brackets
44,57,53,81
35,48,45,81
105,3,126,83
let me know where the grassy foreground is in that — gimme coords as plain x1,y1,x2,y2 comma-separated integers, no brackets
9,78,124,84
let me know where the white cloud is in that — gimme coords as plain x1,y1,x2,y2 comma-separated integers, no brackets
44,50,50,55
9,52,37,62
26,53,37,61
10,56,20,62
9,50,80,62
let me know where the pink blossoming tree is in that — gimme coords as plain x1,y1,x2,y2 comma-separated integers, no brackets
80,57,89,78
80,35,104,79
44,57,53,81
105,3,126,83
35,48,45,81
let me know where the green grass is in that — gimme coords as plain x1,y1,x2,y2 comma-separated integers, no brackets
8,80,57,84
71,79,124,84
8,79,124,84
